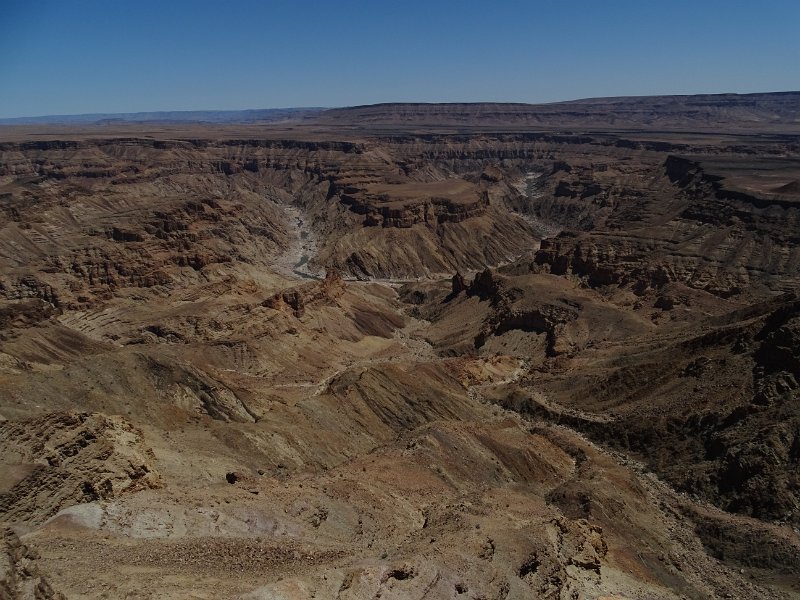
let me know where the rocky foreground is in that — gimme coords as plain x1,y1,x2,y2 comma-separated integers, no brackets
0,97,799,599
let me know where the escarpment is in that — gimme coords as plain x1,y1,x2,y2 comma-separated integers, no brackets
531,151,800,298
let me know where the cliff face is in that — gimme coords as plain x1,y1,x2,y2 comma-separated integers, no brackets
338,187,489,228
531,151,800,299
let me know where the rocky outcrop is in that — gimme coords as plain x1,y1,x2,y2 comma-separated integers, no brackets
753,301,800,404
534,233,655,288
0,299,58,331
0,412,161,525
0,277,61,307
263,270,345,317
450,271,467,296
0,529,66,600
464,269,580,356
468,268,504,301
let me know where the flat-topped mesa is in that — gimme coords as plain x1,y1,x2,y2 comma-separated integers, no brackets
337,180,490,228
315,93,800,133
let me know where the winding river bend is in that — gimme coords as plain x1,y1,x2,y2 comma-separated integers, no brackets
275,170,561,284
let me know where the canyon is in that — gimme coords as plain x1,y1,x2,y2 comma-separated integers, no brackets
1,93,799,599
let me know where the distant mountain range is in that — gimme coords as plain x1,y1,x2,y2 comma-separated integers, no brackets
316,92,800,133
0,107,326,126
2,92,799,132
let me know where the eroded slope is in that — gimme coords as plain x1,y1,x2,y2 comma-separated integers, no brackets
0,117,799,599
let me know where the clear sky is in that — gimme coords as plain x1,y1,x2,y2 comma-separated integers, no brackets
1,0,798,118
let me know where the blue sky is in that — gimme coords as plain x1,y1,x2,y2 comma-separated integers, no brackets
1,0,798,118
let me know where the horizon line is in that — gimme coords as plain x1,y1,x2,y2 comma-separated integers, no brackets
2,89,799,123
